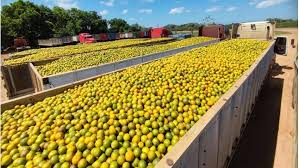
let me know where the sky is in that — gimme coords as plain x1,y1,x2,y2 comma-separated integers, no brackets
1,0,298,27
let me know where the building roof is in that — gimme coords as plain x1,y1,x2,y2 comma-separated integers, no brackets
240,21,275,25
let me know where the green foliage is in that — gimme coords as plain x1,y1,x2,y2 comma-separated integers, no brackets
164,23,202,31
129,23,146,32
51,7,108,37
109,18,130,33
1,0,147,48
1,0,55,46
266,18,298,28
1,0,109,47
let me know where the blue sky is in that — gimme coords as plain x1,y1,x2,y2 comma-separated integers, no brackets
1,0,298,27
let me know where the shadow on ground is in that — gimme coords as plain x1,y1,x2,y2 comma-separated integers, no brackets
271,63,293,76
228,68,284,168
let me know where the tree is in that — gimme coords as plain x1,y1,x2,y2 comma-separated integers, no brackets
38,5,55,39
1,0,53,46
129,23,144,32
52,6,72,37
109,18,130,33
87,11,108,33
164,23,201,31
266,18,298,28
1,0,109,48
164,24,177,31
52,7,108,37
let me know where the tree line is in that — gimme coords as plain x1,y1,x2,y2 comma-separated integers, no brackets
2,0,297,48
266,18,298,28
165,18,298,32
1,0,146,48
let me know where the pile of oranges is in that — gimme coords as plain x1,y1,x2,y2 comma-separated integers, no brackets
1,39,269,168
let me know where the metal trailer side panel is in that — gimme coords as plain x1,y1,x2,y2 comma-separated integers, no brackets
248,72,254,115
46,73,76,88
72,36,79,42
199,118,220,168
75,68,98,81
114,59,132,70
172,135,200,168
217,101,233,168
239,83,247,128
231,87,243,144
169,114,220,168
96,63,115,75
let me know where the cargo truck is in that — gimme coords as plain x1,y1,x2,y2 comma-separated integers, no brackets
79,33,96,43
1,37,287,168
231,21,275,40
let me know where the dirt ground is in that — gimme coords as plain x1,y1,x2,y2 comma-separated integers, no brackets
229,28,298,168
1,69,9,102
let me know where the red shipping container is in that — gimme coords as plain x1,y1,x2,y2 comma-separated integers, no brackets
99,33,108,41
14,38,28,47
150,28,169,38
201,25,226,40
139,32,145,38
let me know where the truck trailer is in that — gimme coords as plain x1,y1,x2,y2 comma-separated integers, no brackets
198,24,229,40
1,38,287,168
231,21,275,40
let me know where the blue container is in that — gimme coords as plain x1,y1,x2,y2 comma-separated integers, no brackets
169,33,192,39
108,33,117,41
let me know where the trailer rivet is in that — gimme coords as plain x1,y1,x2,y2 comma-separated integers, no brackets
167,159,174,166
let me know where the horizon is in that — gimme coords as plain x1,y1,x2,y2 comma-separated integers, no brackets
1,0,298,27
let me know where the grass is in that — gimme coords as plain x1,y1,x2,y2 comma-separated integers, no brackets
275,31,291,35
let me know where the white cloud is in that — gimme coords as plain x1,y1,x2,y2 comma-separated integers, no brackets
169,7,189,14
138,9,152,14
99,10,109,16
249,0,258,5
122,9,128,14
100,0,114,7
256,0,288,8
55,0,78,9
226,6,237,11
205,6,221,12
